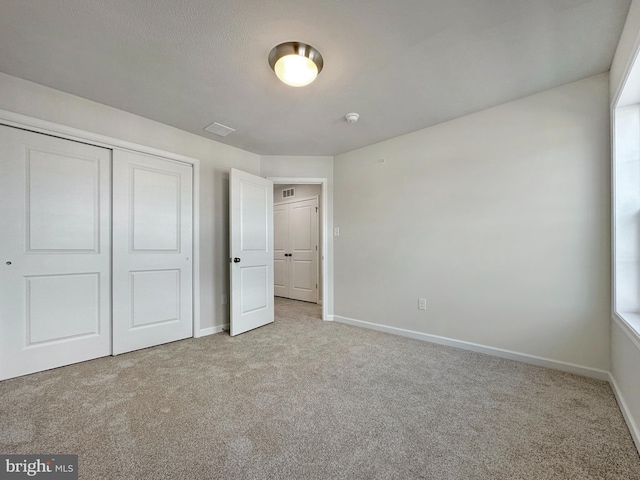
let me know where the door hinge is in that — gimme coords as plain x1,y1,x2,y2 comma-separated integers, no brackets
316,283,318,289
316,207,318,212
316,245,318,251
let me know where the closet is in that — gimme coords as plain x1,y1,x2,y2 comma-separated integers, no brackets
274,196,318,303
0,124,194,380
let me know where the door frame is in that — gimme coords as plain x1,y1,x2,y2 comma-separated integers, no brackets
269,178,329,321
0,108,203,338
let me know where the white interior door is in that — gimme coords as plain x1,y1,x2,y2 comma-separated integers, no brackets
288,198,318,302
112,150,193,355
0,125,112,380
273,197,318,303
274,203,289,297
230,169,274,336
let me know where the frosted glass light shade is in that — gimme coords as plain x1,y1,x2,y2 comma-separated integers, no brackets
268,42,324,87
274,54,318,87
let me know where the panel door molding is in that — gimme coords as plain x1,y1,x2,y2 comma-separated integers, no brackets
112,150,194,355
229,169,274,336
0,125,112,380
0,108,202,336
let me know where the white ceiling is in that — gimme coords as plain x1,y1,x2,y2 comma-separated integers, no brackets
0,0,631,156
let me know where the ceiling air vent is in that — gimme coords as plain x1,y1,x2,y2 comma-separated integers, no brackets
282,188,295,199
204,122,235,137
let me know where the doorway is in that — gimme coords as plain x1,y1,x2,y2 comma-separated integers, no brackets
270,179,328,320
274,191,320,303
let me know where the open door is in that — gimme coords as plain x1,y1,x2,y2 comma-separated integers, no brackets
229,169,274,336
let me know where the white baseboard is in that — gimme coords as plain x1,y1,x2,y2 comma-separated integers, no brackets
195,324,229,338
609,373,640,454
333,315,610,381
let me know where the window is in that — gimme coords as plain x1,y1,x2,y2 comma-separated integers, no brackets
613,94,640,337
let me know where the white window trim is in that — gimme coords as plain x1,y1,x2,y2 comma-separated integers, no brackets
612,39,640,348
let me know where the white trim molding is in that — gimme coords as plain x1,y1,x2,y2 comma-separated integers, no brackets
609,372,640,454
333,315,610,381
0,109,201,165
274,194,318,206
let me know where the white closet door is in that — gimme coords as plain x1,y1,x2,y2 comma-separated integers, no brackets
0,125,112,380
274,203,289,298
288,198,318,303
112,150,193,355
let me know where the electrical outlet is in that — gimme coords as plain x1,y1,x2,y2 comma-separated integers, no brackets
222,294,228,305
334,227,340,236
418,298,427,310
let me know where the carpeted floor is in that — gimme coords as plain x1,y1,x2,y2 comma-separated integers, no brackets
1,297,639,479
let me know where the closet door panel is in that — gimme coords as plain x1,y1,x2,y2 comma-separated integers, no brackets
0,125,111,380
112,150,193,355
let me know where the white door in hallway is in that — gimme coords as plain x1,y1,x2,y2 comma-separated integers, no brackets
229,169,274,336
112,150,193,355
273,202,289,298
0,125,112,380
274,197,318,303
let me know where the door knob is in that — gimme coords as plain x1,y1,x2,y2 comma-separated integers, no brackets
233,257,241,263
5,261,11,265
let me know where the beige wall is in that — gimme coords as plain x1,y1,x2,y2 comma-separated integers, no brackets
275,184,322,202
0,72,261,332
334,74,611,370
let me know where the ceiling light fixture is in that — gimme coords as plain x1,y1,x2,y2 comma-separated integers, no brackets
268,42,324,87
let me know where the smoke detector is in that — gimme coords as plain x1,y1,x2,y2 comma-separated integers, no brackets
345,113,359,123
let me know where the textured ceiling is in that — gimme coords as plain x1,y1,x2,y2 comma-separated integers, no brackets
0,0,631,155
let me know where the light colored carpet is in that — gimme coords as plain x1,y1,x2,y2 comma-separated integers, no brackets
1,297,639,479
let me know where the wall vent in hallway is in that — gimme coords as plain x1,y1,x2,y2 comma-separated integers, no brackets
282,188,295,198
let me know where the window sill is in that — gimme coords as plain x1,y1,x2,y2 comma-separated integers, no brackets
614,312,640,350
